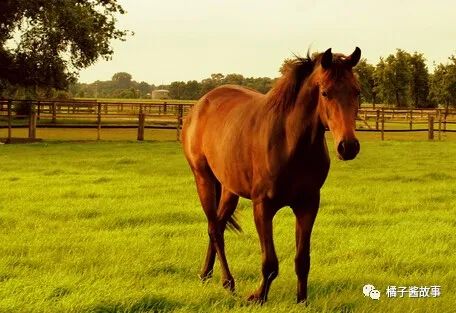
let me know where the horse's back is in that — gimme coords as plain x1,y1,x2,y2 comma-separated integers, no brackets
182,85,262,187
183,84,261,150
190,84,261,118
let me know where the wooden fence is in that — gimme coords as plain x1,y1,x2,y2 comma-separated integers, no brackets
0,99,192,142
357,107,456,140
1,99,456,142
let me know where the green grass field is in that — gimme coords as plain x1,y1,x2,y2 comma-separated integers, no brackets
1,138,455,312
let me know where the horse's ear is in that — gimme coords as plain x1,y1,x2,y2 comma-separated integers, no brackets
347,47,361,67
321,48,332,69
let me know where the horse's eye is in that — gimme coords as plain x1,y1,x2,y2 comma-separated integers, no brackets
355,89,361,96
322,91,328,98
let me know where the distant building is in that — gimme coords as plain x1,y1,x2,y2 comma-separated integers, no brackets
151,89,170,99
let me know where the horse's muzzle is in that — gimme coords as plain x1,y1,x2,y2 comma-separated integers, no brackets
337,139,360,161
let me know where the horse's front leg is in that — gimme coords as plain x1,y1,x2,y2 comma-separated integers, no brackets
292,191,320,303
248,200,279,303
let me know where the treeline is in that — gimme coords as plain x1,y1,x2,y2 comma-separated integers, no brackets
70,48,456,109
70,72,274,100
70,72,153,99
354,49,456,109
3,49,456,109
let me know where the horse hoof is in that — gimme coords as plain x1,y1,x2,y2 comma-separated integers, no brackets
198,273,212,283
247,294,265,304
222,279,235,292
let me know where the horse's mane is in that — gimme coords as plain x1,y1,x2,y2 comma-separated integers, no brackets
266,52,352,111
266,52,319,111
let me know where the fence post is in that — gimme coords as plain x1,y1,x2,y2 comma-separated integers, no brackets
52,102,57,123
443,106,448,131
28,111,37,140
381,108,385,141
176,104,183,141
137,112,145,141
438,110,442,141
409,109,413,130
37,101,41,120
428,114,434,140
375,109,380,130
97,101,101,140
7,100,12,143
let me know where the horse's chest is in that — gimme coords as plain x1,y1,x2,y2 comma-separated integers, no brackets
266,150,330,205
285,159,328,188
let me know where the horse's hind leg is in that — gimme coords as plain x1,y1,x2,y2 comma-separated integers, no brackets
195,171,239,291
194,171,219,281
200,239,215,281
213,187,239,291
199,182,220,281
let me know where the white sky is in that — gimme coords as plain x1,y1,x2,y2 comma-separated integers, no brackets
78,0,456,84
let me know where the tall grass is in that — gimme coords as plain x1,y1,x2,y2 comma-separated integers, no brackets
0,139,455,312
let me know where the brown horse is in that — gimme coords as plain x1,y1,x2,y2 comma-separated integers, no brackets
182,47,361,303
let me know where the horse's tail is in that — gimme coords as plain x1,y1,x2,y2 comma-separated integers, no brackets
226,212,242,233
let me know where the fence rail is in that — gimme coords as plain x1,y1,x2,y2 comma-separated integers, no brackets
356,107,456,141
1,99,456,142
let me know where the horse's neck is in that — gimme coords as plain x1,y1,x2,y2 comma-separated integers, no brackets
254,85,324,179
282,84,323,154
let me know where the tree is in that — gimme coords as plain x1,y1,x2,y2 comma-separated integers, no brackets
429,57,456,109
373,58,387,104
168,81,186,99
375,50,412,107
210,73,224,84
112,72,133,89
223,73,245,85
354,59,377,105
200,78,216,96
137,81,152,98
184,80,201,99
409,52,430,108
112,87,136,99
0,0,128,93
244,77,273,94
